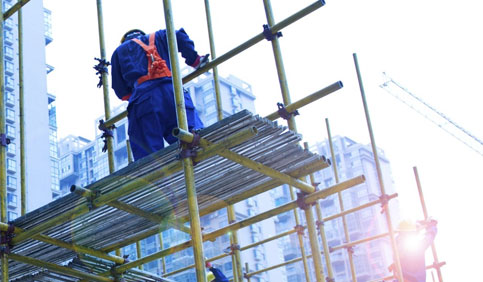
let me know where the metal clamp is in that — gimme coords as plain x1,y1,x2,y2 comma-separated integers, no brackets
294,224,305,236
326,277,335,282
296,191,312,210
86,190,101,211
178,130,201,164
0,133,11,147
379,194,390,214
94,57,111,88
345,245,354,255
99,119,115,153
277,102,299,120
0,223,15,256
262,24,282,41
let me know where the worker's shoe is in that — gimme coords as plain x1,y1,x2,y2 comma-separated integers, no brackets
192,54,210,70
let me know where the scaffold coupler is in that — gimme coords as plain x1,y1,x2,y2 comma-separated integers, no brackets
0,133,10,147
277,102,299,120
99,119,115,153
94,57,110,88
0,223,15,256
262,24,282,41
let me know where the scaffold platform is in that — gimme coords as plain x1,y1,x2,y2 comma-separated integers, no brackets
6,110,329,281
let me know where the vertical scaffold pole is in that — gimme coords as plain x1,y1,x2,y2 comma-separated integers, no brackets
353,53,403,282
0,7,9,281
325,118,357,281
304,205,325,282
413,166,443,282
290,188,312,282
304,142,334,281
95,0,115,174
162,1,206,281
262,1,321,280
158,233,167,275
203,0,223,121
18,7,26,216
227,206,243,282
136,241,143,270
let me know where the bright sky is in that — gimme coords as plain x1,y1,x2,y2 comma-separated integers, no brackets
44,0,483,281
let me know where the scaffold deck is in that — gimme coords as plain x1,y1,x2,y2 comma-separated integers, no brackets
8,110,330,280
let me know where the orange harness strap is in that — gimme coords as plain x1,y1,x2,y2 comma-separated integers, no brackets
132,33,172,85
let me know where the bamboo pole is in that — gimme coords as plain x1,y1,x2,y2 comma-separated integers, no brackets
353,53,403,282
413,166,444,282
325,118,357,281
0,8,9,281
162,1,206,281
102,0,328,129
95,0,115,173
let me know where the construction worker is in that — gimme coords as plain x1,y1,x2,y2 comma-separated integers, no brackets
111,28,208,160
206,260,229,282
390,219,438,282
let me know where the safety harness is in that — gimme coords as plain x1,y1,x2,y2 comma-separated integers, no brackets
132,33,172,85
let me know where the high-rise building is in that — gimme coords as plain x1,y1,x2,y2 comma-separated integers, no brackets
2,0,56,220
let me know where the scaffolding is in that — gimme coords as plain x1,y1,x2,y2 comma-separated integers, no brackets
0,1,444,282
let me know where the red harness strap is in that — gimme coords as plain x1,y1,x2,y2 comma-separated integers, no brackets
132,33,172,85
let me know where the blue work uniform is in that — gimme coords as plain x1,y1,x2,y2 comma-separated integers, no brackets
111,28,204,160
396,225,437,282
209,267,229,282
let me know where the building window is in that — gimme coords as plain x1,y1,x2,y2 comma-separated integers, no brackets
5,90,15,106
7,193,17,208
4,30,13,45
6,124,15,138
203,93,214,104
7,211,17,222
7,158,16,172
5,76,15,90
205,105,216,115
116,124,126,145
7,142,15,155
4,46,14,59
5,108,15,122
7,176,16,189
4,61,14,74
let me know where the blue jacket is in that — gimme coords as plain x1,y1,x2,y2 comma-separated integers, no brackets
110,28,199,102
210,267,229,282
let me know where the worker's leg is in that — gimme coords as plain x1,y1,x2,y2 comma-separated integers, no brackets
128,92,166,160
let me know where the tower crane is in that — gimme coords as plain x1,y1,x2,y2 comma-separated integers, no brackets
380,72,483,157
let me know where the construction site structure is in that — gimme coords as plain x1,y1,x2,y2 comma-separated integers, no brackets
0,1,444,281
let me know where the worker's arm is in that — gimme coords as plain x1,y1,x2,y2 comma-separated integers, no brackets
175,28,204,67
421,219,438,250
110,48,132,101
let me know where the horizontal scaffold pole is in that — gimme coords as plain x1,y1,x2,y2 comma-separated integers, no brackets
101,157,327,253
3,0,31,20
102,0,327,129
10,127,258,245
0,222,125,264
265,81,343,121
70,185,191,234
371,262,446,282
8,253,114,282
105,175,365,275
173,128,315,193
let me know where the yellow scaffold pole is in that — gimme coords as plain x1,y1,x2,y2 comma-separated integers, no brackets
353,53,404,282
162,1,206,281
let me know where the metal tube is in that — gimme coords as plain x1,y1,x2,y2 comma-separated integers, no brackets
18,7,26,216
304,142,334,280
3,0,31,20
228,205,243,282
325,118,357,281
245,263,251,282
331,232,389,252
290,186,312,282
353,53,403,282
0,9,9,281
173,128,315,193
158,233,166,274
126,140,133,163
162,1,206,281
305,206,325,281
203,0,223,121
8,253,114,282
136,240,143,270
106,176,365,275
102,0,327,129
263,0,296,131
265,82,343,121
413,166,443,282
95,0,115,173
